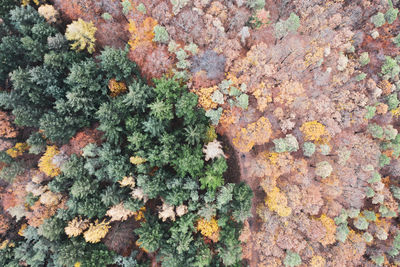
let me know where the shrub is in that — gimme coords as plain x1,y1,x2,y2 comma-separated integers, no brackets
315,161,333,178
284,251,302,267
355,73,367,81
354,217,369,230
136,3,146,14
121,0,132,15
371,12,385,27
393,33,400,47
368,123,384,139
365,106,376,119
381,56,400,79
246,0,265,10
101,13,112,21
359,52,370,66
385,2,398,24
153,25,169,44
303,142,316,157
273,134,299,153
275,13,300,39
336,224,349,242
170,0,189,15
363,232,373,242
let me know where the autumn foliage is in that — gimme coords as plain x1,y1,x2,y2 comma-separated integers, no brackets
38,146,61,177
0,111,18,138
232,116,273,152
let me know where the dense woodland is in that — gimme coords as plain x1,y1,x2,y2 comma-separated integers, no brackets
3,0,400,266
0,2,252,266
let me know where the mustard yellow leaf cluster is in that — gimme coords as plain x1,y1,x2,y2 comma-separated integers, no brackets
204,126,217,143
197,216,219,242
134,206,146,221
195,86,219,111
6,142,29,158
130,156,147,165
265,187,291,217
18,223,27,236
65,19,97,54
128,17,157,51
310,255,326,267
108,78,128,97
21,0,44,6
232,116,272,152
318,214,336,246
300,121,328,142
38,145,61,177
83,219,110,243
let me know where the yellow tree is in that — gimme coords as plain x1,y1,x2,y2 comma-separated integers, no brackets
83,220,110,243
38,145,61,177
65,19,97,53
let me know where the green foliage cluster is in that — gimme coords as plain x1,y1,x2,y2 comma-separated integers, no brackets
153,25,169,44
273,134,299,153
284,251,302,267
381,56,400,80
246,0,265,10
359,52,370,66
0,6,253,267
274,13,300,39
167,40,198,81
371,12,386,27
205,79,249,125
0,6,138,144
302,142,315,157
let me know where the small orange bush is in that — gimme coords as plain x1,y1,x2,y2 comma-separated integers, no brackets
108,78,127,97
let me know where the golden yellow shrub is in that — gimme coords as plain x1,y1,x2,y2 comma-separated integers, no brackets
310,255,326,267
232,116,272,152
197,217,219,242
300,121,328,142
253,82,272,112
21,0,44,6
130,156,147,165
6,143,29,158
195,86,219,111
265,187,291,217
319,214,336,246
274,81,305,106
134,206,146,221
18,223,27,236
108,78,127,97
83,220,110,243
38,145,61,177
128,17,157,51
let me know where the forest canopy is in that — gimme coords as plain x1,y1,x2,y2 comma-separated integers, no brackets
0,4,252,267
